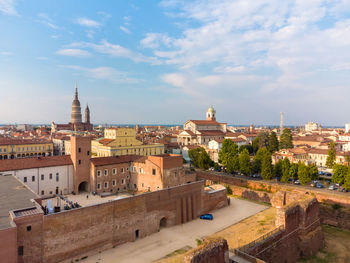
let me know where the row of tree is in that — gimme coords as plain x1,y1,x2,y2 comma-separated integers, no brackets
332,164,350,189
252,128,293,155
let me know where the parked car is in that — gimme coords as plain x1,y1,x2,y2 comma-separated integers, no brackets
200,214,213,220
316,183,324,188
324,172,332,177
294,180,300,185
310,180,318,187
318,171,325,175
328,185,337,190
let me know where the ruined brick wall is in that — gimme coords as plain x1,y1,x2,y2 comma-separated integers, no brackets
183,237,229,263
319,203,350,230
200,188,228,215
40,181,225,263
248,198,324,263
0,227,17,263
229,185,273,204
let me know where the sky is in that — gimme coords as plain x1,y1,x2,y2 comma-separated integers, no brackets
1,0,350,126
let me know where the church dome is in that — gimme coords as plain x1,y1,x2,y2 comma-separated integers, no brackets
207,105,215,112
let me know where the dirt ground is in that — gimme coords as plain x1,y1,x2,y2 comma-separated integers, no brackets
298,225,350,263
155,205,276,263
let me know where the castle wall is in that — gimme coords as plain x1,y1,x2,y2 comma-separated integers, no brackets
0,227,17,263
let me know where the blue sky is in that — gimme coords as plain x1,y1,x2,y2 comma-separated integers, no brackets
1,0,350,125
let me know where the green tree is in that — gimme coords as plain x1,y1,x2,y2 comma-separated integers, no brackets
239,149,252,176
280,158,291,183
345,155,350,166
326,141,337,168
279,128,293,149
239,144,253,154
189,147,212,169
268,131,279,153
289,163,299,180
252,137,259,154
219,139,239,173
343,170,350,190
258,132,269,149
274,159,283,178
332,164,348,184
298,163,311,185
253,147,269,173
261,151,273,180
308,164,319,180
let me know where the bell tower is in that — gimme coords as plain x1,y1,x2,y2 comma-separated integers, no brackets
206,105,216,121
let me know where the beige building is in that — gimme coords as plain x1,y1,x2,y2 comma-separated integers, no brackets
91,128,164,157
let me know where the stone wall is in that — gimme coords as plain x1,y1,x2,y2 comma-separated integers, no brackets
184,237,229,263
319,202,350,230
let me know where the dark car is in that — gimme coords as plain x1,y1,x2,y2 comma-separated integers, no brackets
316,183,324,188
200,214,214,220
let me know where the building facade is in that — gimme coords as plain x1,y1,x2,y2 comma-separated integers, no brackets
91,128,164,157
0,139,53,160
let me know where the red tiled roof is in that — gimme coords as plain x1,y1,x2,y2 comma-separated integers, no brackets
189,120,223,125
0,138,52,146
91,155,142,166
98,138,115,146
198,130,225,136
0,155,73,172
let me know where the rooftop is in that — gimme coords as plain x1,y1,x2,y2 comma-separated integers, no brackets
0,174,39,229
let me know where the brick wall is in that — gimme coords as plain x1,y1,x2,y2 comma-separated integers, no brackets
0,227,17,263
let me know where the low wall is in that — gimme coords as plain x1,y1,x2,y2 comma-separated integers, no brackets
319,202,350,230
201,188,228,214
184,237,229,263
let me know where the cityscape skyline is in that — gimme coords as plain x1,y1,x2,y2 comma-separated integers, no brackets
1,0,350,125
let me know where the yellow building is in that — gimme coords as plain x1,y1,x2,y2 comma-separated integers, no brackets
91,128,164,157
0,139,53,160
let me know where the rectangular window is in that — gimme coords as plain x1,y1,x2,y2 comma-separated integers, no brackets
32,176,35,182
49,191,53,194
121,179,125,184
56,173,59,182
112,180,116,186
41,174,44,180
112,168,117,175
87,150,90,156
78,147,81,153
43,146,45,150
41,190,44,195
79,160,81,165
104,182,108,188
97,170,101,176
18,246,23,256
97,183,101,190
134,184,137,189
39,146,41,150
104,169,108,176
23,177,27,183
152,169,156,175
121,168,124,173
49,173,52,179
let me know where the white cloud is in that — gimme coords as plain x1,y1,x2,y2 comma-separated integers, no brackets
67,40,160,64
141,33,172,49
0,0,17,15
62,65,139,84
56,49,91,57
76,17,101,28
37,13,61,30
120,26,131,34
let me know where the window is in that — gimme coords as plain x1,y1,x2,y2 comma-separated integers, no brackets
97,183,101,190
32,176,35,182
141,183,144,187
134,184,137,189
56,173,59,182
104,169,108,176
152,169,156,175
112,180,116,186
79,160,81,165
104,182,108,188
41,190,44,195
43,146,45,150
78,147,81,153
41,174,44,180
133,166,136,172
97,170,101,176
39,146,41,150
121,168,124,173
49,173,52,179
126,167,129,171
27,225,31,232
49,191,53,194
126,175,130,179
87,150,90,156
18,246,23,256
24,177,27,183
121,179,125,184
112,168,117,175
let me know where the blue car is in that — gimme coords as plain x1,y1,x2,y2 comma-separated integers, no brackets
200,214,213,220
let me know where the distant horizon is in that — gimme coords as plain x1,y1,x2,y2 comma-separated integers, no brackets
1,1,350,125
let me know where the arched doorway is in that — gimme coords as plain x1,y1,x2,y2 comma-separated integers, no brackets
160,217,167,229
78,181,89,193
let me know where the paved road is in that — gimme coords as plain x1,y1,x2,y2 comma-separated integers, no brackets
82,198,267,263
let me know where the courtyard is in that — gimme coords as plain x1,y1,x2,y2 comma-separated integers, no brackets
76,197,268,263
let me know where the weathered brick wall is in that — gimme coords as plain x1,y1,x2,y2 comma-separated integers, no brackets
319,203,350,230
0,227,17,263
38,181,226,263
184,237,229,263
